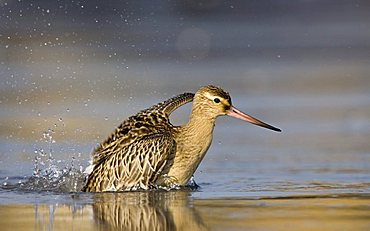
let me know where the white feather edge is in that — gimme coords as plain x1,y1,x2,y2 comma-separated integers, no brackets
84,160,94,175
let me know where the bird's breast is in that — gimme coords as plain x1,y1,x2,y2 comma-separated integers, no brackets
166,128,214,185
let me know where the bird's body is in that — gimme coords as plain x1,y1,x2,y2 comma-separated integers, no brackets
82,85,280,192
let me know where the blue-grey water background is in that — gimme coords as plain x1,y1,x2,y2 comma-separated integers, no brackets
1,1,370,230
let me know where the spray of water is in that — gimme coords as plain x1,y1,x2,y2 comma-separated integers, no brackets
12,129,87,192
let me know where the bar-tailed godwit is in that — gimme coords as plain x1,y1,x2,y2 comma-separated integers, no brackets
82,85,281,192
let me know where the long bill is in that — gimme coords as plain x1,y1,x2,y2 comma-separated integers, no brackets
227,106,281,132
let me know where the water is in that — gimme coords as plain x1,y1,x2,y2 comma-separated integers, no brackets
1,1,370,230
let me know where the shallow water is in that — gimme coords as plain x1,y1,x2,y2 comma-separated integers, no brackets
1,1,370,230
1,192,370,231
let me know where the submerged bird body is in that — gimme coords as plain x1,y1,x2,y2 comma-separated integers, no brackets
82,85,280,192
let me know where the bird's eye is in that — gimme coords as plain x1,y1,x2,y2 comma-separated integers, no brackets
213,98,221,103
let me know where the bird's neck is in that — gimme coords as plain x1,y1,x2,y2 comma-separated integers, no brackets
184,106,217,139
169,106,217,185
175,105,217,158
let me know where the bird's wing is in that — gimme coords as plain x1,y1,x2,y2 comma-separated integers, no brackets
91,92,193,166
157,92,194,116
82,132,176,192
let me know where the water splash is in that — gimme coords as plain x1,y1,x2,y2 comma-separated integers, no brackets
33,129,60,180
11,129,87,192
187,176,200,190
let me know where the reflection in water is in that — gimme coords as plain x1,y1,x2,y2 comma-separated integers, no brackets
29,190,208,231
2,193,369,231
91,191,208,231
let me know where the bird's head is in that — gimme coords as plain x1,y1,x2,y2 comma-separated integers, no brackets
194,85,281,132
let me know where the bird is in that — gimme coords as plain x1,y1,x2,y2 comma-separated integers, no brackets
82,85,281,192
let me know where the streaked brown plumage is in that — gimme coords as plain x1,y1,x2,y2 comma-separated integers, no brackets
82,85,281,192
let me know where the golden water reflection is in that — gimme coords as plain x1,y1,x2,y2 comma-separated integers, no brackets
0,193,370,231
91,191,207,231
